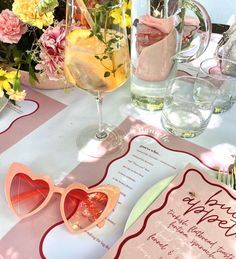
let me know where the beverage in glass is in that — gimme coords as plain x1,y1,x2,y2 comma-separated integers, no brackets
65,0,130,157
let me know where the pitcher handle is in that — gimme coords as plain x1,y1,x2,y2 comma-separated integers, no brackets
176,0,212,63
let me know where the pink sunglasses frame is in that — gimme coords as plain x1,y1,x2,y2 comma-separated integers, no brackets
5,163,120,234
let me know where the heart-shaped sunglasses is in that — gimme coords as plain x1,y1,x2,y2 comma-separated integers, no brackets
5,163,120,233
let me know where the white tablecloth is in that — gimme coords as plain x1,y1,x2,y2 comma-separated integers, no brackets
0,33,235,248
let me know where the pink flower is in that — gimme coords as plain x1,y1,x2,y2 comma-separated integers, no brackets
36,21,66,80
0,9,27,44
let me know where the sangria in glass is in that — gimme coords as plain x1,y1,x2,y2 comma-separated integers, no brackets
65,0,130,157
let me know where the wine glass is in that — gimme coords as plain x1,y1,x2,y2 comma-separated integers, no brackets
65,0,130,157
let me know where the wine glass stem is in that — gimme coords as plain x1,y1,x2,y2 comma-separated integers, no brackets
96,92,108,140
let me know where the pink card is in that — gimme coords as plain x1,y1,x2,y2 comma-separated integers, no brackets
0,85,66,153
103,164,236,259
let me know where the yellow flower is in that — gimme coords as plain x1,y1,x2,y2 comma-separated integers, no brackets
0,69,18,92
13,0,54,29
7,89,26,101
110,0,131,28
0,69,25,101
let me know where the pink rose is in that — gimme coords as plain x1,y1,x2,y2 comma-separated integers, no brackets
0,9,27,44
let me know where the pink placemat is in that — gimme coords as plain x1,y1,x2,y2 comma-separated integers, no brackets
0,116,230,259
0,85,66,154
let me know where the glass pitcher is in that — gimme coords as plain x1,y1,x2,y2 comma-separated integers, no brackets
130,0,211,111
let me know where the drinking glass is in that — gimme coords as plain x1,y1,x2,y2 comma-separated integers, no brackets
65,0,130,157
161,76,217,138
198,57,236,113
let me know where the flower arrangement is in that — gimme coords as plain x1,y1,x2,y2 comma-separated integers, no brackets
0,0,66,103
0,0,131,103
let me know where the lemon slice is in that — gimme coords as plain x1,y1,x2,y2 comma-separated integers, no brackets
67,29,91,44
65,29,129,92
67,29,108,53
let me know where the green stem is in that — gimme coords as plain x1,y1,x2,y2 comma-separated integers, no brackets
16,63,21,75
111,54,116,76
104,10,109,43
100,60,112,72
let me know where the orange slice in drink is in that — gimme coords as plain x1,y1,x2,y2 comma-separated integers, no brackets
65,29,129,93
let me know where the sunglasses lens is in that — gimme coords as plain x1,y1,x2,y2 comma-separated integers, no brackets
64,189,108,231
10,173,50,216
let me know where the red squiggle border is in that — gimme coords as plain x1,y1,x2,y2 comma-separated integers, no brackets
39,221,64,259
0,99,39,135
39,134,219,257
114,168,236,258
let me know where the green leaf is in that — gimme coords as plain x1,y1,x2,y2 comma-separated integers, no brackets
104,71,110,77
13,77,21,91
13,49,23,65
25,54,32,63
96,34,104,42
29,63,39,85
108,38,117,44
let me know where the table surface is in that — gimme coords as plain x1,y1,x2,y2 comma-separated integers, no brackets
0,33,236,252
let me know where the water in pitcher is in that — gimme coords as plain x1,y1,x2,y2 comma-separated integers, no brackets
130,0,211,111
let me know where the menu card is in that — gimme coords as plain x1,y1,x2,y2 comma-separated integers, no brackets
103,164,236,259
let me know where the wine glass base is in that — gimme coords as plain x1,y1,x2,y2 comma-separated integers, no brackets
77,124,126,158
